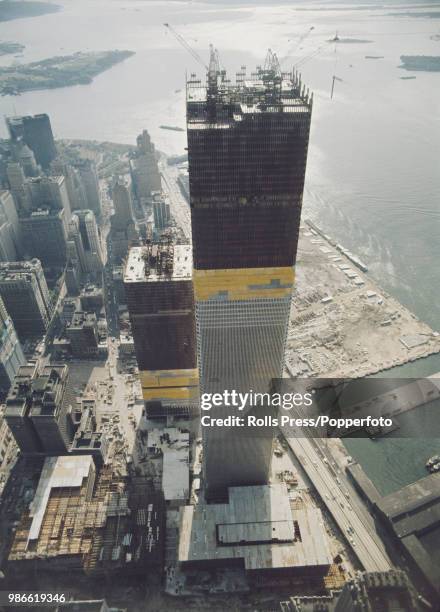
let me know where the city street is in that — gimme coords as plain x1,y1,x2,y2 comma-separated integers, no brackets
282,430,392,573
159,157,191,240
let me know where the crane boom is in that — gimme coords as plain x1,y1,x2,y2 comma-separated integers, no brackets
164,23,208,70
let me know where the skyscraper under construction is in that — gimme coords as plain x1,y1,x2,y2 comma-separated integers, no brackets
187,51,312,500
124,240,198,417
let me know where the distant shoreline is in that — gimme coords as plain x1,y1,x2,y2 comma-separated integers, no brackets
0,0,60,23
0,50,135,96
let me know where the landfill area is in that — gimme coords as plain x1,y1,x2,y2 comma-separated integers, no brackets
286,222,440,378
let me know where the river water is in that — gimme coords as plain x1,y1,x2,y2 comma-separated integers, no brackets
1,0,439,491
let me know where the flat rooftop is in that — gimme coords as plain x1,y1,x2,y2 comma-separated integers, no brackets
124,244,192,283
179,483,332,572
28,455,94,544
147,428,190,503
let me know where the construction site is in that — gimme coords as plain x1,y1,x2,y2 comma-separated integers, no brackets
286,221,440,379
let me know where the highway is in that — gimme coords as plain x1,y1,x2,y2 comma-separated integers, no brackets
282,429,392,572
159,157,191,240
100,181,120,339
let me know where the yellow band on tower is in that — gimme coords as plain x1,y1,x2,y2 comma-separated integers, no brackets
193,266,295,301
139,368,199,402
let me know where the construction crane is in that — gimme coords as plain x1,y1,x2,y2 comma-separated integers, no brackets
280,26,315,67
164,23,221,119
164,22,220,79
164,22,208,70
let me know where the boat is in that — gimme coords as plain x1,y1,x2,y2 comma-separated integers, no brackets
159,125,184,132
426,455,440,473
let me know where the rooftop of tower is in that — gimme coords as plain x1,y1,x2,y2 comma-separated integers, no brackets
186,52,312,126
124,244,192,284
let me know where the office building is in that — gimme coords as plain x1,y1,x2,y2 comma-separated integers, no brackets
65,262,81,296
60,297,79,326
51,158,87,212
0,259,52,339
0,296,26,396
124,243,198,416
130,130,161,201
111,180,134,231
20,208,67,268
4,364,72,454
11,141,39,177
110,180,138,262
6,113,57,169
65,310,100,358
75,159,101,216
187,54,312,499
79,285,104,314
0,190,20,261
27,175,72,220
69,209,103,274
152,192,171,233
6,162,30,214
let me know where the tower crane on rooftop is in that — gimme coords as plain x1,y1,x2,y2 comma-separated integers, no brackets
164,22,221,75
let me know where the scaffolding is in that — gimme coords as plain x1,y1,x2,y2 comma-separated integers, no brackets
8,465,164,576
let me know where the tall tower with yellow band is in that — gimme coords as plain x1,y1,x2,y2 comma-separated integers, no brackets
187,53,313,500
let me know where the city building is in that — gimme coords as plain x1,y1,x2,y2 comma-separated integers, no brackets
65,310,100,358
110,180,138,263
7,456,165,576
65,261,81,296
112,266,126,305
111,180,134,231
348,464,440,602
6,113,57,169
69,398,108,466
0,259,52,339
69,209,103,274
20,207,68,268
146,428,190,506
51,158,87,213
75,159,101,217
60,297,79,326
334,570,422,612
124,243,198,417
79,285,104,314
6,162,31,214
129,130,161,201
152,191,171,233
11,141,39,177
0,296,26,396
3,364,72,454
26,175,72,220
187,54,312,499
179,483,332,584
0,190,20,261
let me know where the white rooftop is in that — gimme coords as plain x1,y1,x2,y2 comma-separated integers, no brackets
147,428,190,502
124,245,192,283
27,455,94,545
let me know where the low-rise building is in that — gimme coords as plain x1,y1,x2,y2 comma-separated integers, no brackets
65,311,99,358
179,483,332,585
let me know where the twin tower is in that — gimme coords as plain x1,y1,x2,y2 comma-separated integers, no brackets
125,59,312,501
